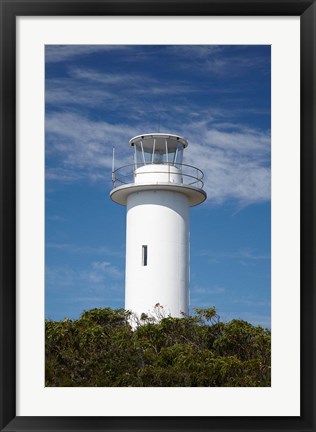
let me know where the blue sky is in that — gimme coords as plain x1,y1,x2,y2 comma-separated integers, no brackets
45,45,271,327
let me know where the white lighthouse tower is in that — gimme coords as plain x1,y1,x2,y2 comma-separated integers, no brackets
110,133,206,319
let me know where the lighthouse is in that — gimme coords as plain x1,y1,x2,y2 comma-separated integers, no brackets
110,133,206,319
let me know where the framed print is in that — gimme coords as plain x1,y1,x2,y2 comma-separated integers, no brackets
0,1,315,431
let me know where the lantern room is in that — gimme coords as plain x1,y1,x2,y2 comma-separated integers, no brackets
110,132,206,207
130,133,188,169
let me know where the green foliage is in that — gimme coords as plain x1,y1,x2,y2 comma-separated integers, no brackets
46,307,271,387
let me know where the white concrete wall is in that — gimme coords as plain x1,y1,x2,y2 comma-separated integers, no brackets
125,189,189,318
134,165,183,185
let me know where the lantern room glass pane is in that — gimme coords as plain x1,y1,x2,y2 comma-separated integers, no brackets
153,149,167,164
174,143,184,168
135,141,145,167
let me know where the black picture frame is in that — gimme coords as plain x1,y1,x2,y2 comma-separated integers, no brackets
0,1,315,431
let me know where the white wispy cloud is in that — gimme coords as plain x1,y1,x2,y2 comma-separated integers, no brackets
46,261,124,291
70,68,155,86
46,79,114,107
46,48,270,205
231,298,270,307
197,249,270,261
46,112,135,183
45,45,131,63
192,285,226,295
167,45,224,59
179,118,270,204
45,71,201,113
45,110,270,204
89,261,124,280
167,45,270,77
46,242,123,257
46,266,77,287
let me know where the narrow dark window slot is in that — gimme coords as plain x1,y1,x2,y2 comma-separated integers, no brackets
142,245,148,266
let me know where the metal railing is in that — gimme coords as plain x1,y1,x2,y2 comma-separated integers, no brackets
112,162,204,189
